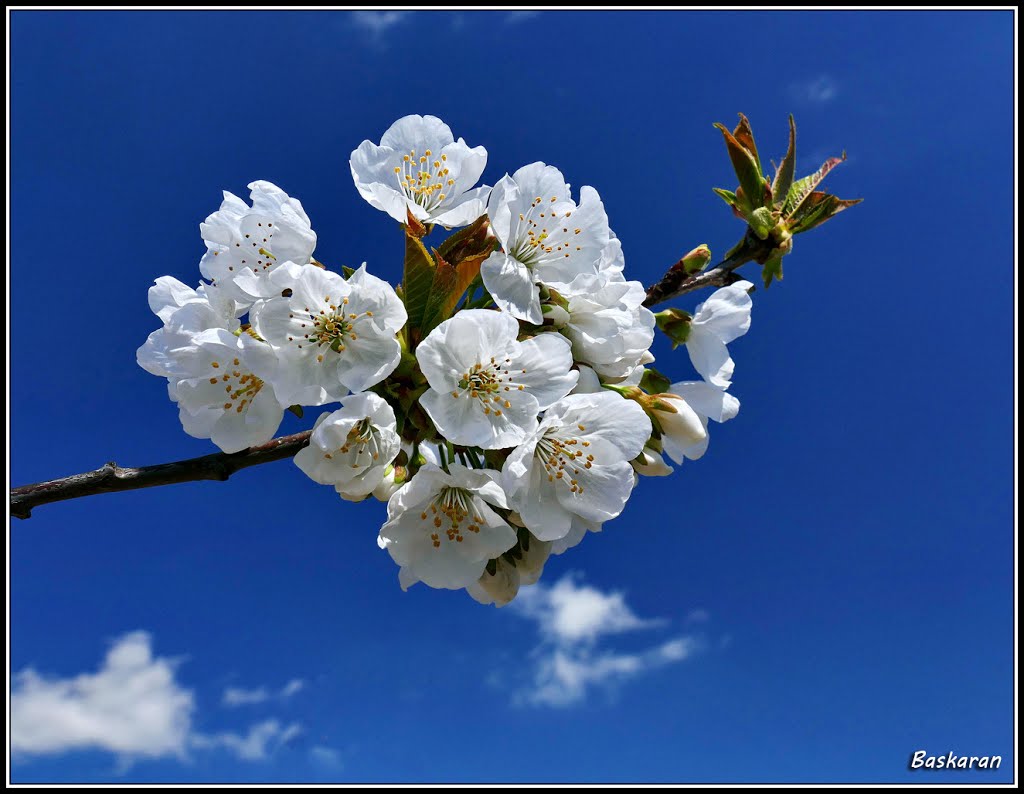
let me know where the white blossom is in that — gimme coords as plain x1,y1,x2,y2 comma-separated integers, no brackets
552,271,655,380
501,392,651,541
551,516,602,555
665,380,740,462
199,181,317,305
350,114,489,227
416,309,578,449
378,463,517,591
249,262,407,406
293,393,401,500
686,281,753,388
169,330,286,454
137,280,240,380
480,163,611,324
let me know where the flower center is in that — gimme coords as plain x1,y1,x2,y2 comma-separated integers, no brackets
287,295,375,355
417,487,484,548
208,358,264,414
324,418,383,468
393,148,455,211
509,196,583,267
535,424,596,495
452,357,525,417
222,220,278,274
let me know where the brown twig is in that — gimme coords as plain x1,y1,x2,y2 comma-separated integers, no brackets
10,432,313,519
642,235,772,308
10,242,772,520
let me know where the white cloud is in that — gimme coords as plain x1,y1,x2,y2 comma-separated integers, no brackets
190,720,302,762
11,631,193,761
791,75,838,104
514,574,661,644
351,11,410,37
509,574,704,707
11,631,307,767
222,677,305,707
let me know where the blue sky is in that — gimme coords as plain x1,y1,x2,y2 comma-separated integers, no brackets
8,9,1014,784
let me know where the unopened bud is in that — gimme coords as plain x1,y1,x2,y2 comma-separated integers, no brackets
749,206,775,240
680,244,712,274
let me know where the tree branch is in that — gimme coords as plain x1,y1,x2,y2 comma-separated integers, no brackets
10,243,772,520
642,235,770,308
10,431,313,520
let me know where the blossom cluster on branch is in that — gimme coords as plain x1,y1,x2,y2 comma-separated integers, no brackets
137,114,754,606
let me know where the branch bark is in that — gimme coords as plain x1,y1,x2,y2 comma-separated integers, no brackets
642,235,770,307
10,432,313,520
10,246,769,520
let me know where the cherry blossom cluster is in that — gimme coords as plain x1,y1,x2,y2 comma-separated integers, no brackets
137,114,753,606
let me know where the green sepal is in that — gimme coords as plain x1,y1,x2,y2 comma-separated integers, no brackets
287,404,304,419
639,367,672,395
761,249,784,288
654,308,692,348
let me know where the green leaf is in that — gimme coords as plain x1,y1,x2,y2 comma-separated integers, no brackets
420,248,488,337
287,404,304,419
772,115,797,209
403,231,437,345
714,122,765,210
789,192,863,235
712,187,738,208
783,152,847,219
640,367,672,395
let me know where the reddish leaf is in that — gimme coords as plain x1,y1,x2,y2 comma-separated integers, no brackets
783,152,847,219
714,122,765,210
772,115,797,209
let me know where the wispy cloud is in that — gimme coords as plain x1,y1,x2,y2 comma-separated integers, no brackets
12,631,307,767
310,744,343,768
11,631,194,761
509,574,704,707
222,678,305,707
351,10,411,39
790,74,839,104
190,720,302,761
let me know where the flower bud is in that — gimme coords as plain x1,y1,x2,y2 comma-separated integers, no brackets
680,244,712,274
651,395,707,449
